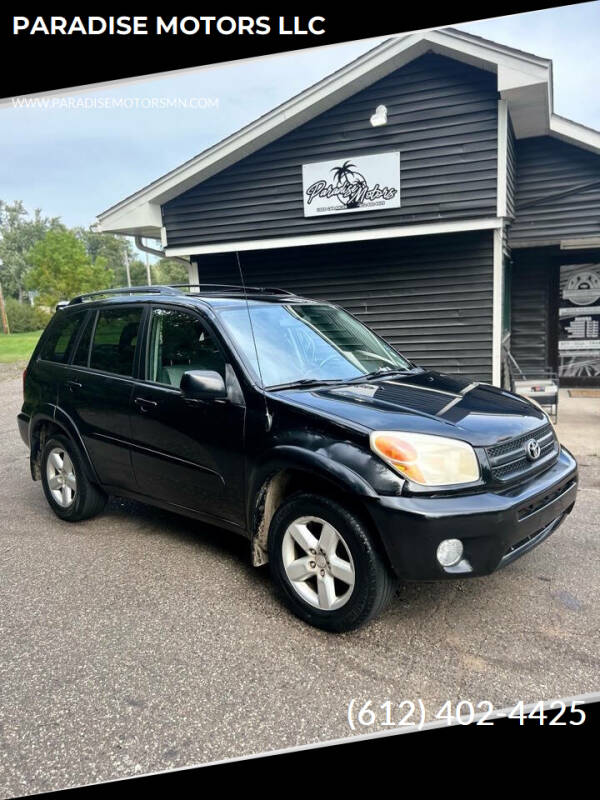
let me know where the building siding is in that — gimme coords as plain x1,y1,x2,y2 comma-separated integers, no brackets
510,254,552,372
506,114,516,219
164,53,499,248
193,230,494,382
509,137,600,246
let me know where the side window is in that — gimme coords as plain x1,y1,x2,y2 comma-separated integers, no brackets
72,312,95,367
39,311,85,363
89,307,143,377
146,308,226,387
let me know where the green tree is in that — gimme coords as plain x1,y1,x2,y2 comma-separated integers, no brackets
73,228,189,288
75,227,133,287
127,257,152,286
154,258,189,285
4,297,51,333
25,229,113,307
0,201,62,299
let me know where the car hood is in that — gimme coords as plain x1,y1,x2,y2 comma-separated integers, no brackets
271,370,549,448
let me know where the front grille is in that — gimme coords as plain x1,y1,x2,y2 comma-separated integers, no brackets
486,424,558,483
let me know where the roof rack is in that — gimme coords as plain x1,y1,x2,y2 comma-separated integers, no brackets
68,285,180,305
68,283,296,305
170,284,295,296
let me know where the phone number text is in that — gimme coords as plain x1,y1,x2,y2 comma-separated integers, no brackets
347,699,587,729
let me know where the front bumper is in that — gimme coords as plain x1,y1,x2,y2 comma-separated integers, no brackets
365,446,578,580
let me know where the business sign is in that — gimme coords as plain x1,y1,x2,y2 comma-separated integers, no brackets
558,264,600,379
302,152,400,217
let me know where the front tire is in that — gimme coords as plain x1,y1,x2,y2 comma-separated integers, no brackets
268,493,397,632
41,434,107,522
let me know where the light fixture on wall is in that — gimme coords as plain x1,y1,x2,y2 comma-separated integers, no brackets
370,105,388,127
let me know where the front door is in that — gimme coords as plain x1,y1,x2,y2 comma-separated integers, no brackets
129,306,246,527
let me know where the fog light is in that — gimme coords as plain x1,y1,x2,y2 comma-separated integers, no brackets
437,539,464,567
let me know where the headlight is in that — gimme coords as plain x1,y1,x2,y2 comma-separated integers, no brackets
370,431,480,486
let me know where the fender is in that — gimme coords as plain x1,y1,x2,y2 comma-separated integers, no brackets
249,444,378,509
246,438,405,565
29,407,100,484
249,436,404,507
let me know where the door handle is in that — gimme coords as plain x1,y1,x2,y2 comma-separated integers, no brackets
134,396,158,412
65,380,82,392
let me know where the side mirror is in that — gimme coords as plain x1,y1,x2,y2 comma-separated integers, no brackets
180,370,227,401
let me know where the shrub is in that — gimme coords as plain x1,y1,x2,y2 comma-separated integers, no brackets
4,297,51,333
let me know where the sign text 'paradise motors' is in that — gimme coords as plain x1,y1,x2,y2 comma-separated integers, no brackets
302,152,400,217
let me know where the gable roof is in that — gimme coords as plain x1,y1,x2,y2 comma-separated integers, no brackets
97,26,600,239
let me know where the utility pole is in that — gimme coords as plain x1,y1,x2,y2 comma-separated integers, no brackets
144,239,152,286
124,249,131,287
0,282,10,335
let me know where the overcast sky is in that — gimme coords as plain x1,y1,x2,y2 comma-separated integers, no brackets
1,2,599,244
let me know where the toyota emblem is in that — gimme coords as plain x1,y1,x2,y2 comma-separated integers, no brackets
526,438,541,461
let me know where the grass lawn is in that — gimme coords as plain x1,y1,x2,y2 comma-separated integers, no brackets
0,330,43,363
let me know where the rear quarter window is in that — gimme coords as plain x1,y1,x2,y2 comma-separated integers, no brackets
38,311,86,364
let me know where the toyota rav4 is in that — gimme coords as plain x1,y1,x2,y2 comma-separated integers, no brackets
18,285,578,631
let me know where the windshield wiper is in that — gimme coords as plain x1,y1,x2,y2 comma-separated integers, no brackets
267,378,348,391
268,368,416,391
347,367,413,383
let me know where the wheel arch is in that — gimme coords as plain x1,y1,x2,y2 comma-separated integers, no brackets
248,446,390,568
29,410,99,485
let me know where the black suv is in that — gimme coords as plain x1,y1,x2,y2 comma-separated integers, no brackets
18,285,578,631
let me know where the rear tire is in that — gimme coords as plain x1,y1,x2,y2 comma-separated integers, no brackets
41,434,107,522
268,493,397,632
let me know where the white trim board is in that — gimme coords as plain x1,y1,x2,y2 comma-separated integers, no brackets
492,228,504,387
550,114,600,156
512,236,600,250
497,100,508,219
167,217,503,257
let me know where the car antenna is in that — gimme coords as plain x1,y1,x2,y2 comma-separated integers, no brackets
235,251,272,431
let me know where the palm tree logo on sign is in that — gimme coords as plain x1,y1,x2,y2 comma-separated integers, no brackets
330,161,368,209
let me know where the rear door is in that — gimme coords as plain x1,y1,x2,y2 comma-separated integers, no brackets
59,304,144,492
129,305,246,527
31,309,89,418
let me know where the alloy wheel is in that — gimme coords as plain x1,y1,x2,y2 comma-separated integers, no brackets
46,447,77,508
281,516,355,611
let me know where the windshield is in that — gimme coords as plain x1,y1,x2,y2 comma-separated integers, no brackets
217,303,412,388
